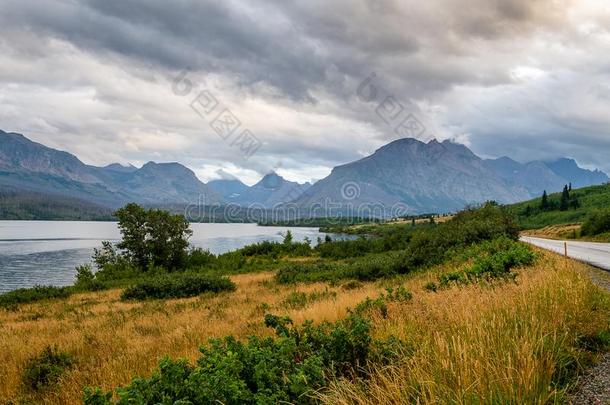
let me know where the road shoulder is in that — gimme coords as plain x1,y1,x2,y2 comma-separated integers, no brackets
571,266,610,405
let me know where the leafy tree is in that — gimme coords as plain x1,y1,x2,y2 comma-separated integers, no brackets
115,203,149,269
145,209,192,270
114,203,193,271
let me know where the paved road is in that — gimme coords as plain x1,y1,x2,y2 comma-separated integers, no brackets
521,236,610,271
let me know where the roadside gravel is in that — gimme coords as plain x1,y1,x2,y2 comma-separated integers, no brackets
571,267,610,405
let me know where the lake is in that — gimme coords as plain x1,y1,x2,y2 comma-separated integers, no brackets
0,221,329,293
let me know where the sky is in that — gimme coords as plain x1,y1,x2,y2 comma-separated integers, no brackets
0,0,609,185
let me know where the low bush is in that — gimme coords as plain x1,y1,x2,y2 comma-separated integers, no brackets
282,289,337,310
581,208,610,236
276,203,520,285
276,261,344,284
314,226,414,260
74,265,106,292
120,274,236,301
23,346,74,391
430,239,536,290
352,286,413,318
84,314,373,404
0,285,72,309
186,248,217,268
239,239,313,258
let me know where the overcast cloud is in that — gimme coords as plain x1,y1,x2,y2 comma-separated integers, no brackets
0,0,609,184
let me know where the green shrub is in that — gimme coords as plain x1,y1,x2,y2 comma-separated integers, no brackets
84,315,372,404
23,346,74,391
239,239,312,258
120,274,236,301
276,261,344,284
314,227,413,260
342,280,364,290
0,285,72,309
437,240,536,289
74,265,106,292
282,289,337,310
186,248,217,268
352,286,413,318
581,208,610,236
424,282,438,292
276,203,519,285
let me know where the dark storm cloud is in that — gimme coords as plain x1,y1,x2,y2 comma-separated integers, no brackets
0,0,608,181
2,0,329,101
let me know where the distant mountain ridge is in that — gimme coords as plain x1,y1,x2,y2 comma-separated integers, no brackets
296,139,531,214
229,173,311,208
544,158,609,188
0,129,608,217
295,138,609,214
0,130,220,208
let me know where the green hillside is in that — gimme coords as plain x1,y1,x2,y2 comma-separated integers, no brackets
508,183,610,229
0,188,114,221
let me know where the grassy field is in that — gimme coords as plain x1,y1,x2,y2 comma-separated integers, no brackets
1,250,609,404
2,204,610,404
321,253,610,404
509,183,610,230
0,272,386,403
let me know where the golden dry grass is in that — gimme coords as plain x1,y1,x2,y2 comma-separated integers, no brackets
321,250,610,404
522,224,582,240
1,249,609,404
0,273,385,404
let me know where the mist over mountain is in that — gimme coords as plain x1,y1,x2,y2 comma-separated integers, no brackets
1,129,607,217
207,179,249,201
230,173,311,209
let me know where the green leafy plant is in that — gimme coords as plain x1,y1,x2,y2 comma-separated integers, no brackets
74,265,106,292
84,315,372,404
0,285,72,309
120,274,236,301
282,289,337,310
23,346,74,391
436,239,536,289
581,208,610,236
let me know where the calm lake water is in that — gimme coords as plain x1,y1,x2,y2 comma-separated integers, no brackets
0,221,329,293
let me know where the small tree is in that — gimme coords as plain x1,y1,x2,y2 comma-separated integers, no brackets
115,203,149,269
114,203,193,271
283,230,293,245
540,191,549,211
146,209,192,270
560,185,570,211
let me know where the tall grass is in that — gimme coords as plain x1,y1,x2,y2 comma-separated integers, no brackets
0,273,383,404
320,252,610,404
1,251,608,404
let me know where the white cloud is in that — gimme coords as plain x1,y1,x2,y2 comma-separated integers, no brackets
0,0,608,181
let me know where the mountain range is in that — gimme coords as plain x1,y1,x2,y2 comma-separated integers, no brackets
0,129,607,218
